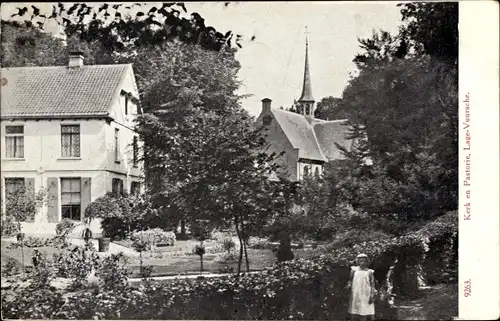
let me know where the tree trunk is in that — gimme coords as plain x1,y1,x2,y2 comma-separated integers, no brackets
200,255,204,275
243,238,250,272
180,218,186,237
139,251,143,276
234,217,244,276
17,221,25,272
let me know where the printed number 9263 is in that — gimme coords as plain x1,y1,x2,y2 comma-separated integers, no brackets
464,280,472,297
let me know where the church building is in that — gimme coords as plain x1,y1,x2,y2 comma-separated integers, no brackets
255,39,353,181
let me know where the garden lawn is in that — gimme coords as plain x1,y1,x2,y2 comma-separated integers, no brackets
1,239,322,277
122,241,321,277
1,240,64,267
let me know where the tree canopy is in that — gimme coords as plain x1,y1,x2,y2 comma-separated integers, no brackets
333,2,458,221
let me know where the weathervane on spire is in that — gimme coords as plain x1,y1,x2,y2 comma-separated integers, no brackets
305,25,309,45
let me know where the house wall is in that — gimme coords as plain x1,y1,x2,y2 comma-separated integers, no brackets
256,110,300,181
1,119,107,172
105,65,143,181
297,161,323,180
0,74,144,235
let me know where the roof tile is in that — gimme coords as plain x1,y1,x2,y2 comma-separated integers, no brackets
1,64,130,118
270,108,352,162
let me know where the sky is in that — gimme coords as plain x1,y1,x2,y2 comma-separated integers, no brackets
1,2,403,117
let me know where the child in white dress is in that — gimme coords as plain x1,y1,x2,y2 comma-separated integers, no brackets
346,253,376,321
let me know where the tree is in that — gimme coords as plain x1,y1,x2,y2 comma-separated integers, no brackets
338,56,457,219
5,2,247,59
399,2,458,63
133,40,245,234
1,21,67,67
314,96,347,120
4,183,47,269
327,2,458,226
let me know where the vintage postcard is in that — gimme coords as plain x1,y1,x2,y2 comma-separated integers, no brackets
0,1,498,320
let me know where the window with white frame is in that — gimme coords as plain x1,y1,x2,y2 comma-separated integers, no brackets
5,126,24,158
61,125,80,157
61,178,81,221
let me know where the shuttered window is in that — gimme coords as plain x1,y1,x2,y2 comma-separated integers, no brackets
61,178,81,220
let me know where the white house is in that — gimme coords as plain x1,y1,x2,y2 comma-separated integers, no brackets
0,52,144,236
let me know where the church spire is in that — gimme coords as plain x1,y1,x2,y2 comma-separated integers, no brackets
298,30,315,103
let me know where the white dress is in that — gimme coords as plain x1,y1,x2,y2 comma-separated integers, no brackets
349,266,375,316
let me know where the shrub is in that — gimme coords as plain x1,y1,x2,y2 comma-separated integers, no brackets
1,215,20,237
85,193,145,240
191,220,212,242
132,228,176,248
95,253,130,289
2,258,22,276
53,244,100,289
55,218,76,238
222,238,236,254
7,235,69,249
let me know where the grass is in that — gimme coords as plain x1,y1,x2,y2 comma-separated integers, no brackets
1,238,322,277
1,240,62,267
396,283,458,320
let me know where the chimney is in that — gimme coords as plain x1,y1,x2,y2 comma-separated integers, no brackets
68,51,84,68
261,98,272,112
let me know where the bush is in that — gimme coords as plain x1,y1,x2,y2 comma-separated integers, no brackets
2,258,22,276
53,244,100,289
132,228,176,248
7,235,69,249
85,193,145,240
1,215,20,237
222,238,236,254
95,253,130,289
55,218,76,238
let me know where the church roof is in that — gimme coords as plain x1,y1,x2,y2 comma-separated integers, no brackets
313,120,353,160
271,108,327,162
270,108,352,162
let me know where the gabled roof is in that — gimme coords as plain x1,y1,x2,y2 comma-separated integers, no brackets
269,108,351,162
313,120,352,160
1,64,131,119
271,108,327,162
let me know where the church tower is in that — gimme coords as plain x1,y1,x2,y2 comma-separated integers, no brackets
297,34,315,120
